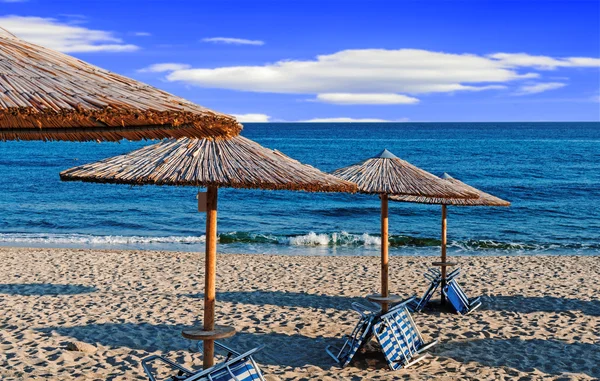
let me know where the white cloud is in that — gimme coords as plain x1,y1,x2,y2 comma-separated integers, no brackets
138,63,191,73
202,37,264,46
231,113,271,122
164,49,537,97
301,117,407,123
489,53,600,70
157,49,551,106
134,32,152,37
141,48,599,105
0,16,138,52
314,93,420,105
515,82,567,95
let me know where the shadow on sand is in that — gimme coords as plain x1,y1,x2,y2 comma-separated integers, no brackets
187,290,370,311
36,322,600,377
36,322,345,368
187,292,600,318
438,337,600,378
0,283,97,296
483,295,600,317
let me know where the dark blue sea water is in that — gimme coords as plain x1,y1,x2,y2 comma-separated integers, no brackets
1,122,599,256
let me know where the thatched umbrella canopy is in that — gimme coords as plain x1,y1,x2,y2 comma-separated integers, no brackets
61,135,356,368
389,173,510,206
0,28,241,142
390,173,510,304
331,150,478,311
60,136,355,191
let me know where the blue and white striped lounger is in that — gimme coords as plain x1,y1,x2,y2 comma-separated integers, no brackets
326,303,375,367
409,267,461,312
373,305,437,370
141,342,266,381
443,279,482,315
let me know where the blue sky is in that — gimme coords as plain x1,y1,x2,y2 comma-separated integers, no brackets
1,0,599,122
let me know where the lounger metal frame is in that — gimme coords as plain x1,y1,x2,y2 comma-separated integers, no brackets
325,303,375,367
141,342,266,381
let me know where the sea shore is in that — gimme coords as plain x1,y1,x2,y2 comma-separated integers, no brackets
0,247,598,380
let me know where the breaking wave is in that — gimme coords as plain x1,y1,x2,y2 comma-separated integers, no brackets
0,231,597,254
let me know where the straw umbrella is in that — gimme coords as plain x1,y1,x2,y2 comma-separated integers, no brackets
60,136,356,368
0,28,240,141
331,150,478,312
389,173,510,304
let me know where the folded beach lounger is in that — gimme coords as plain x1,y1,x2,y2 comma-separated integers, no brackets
326,303,375,367
442,279,482,315
408,267,461,312
373,304,437,370
141,342,266,381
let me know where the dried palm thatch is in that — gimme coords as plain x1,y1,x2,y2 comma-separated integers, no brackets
0,28,241,142
60,136,357,193
389,173,510,206
331,149,478,199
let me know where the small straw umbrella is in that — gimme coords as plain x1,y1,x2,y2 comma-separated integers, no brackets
389,173,510,304
60,136,356,368
0,28,241,141
331,150,478,312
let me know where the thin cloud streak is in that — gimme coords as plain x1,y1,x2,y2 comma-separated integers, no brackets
138,63,191,73
314,93,420,105
202,37,264,46
515,82,566,95
489,53,600,70
231,113,271,122
300,117,408,123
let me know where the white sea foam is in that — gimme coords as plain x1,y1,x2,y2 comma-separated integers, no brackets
285,232,331,246
0,233,206,245
284,231,382,246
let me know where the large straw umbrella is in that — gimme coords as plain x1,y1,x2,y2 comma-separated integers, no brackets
390,173,510,304
0,28,240,141
331,150,478,312
60,136,356,368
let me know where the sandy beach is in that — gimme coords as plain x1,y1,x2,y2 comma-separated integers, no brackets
0,247,598,380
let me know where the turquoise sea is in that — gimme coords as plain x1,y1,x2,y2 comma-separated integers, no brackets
1,122,599,256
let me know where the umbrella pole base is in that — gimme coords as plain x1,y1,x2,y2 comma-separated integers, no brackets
366,294,405,312
204,341,214,369
181,325,237,368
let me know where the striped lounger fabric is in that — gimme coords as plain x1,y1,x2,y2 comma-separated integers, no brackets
443,279,482,315
373,306,437,370
201,359,263,381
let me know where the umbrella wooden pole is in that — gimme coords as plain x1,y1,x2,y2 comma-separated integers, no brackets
381,194,389,313
203,186,218,369
440,205,447,305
